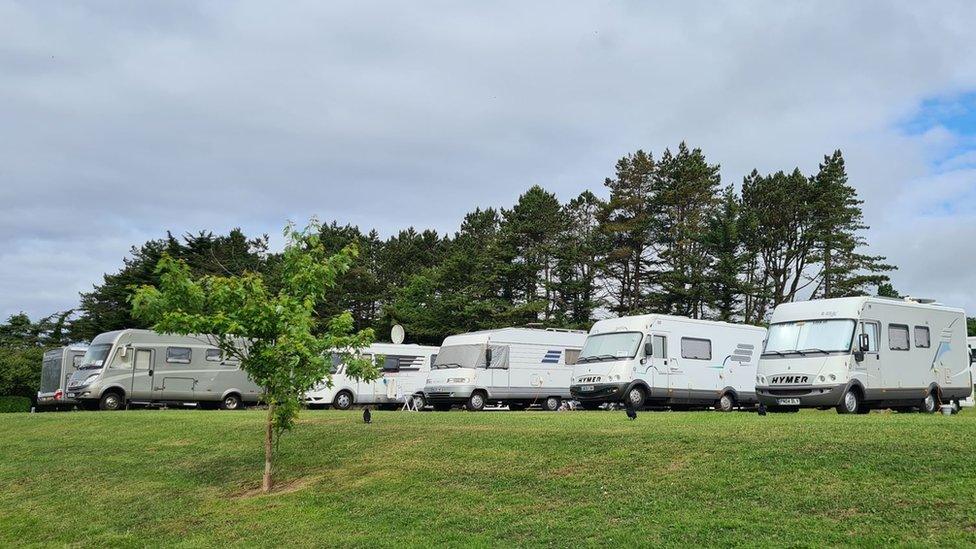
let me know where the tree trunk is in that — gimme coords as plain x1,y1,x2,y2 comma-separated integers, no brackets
263,402,275,493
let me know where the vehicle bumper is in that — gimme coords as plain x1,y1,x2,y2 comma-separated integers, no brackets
424,384,476,404
756,383,846,407
37,393,78,405
570,382,628,402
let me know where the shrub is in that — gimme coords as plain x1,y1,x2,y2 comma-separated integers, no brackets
0,395,32,413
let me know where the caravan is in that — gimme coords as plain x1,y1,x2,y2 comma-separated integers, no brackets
756,297,972,413
423,328,587,411
569,315,767,411
66,329,263,410
304,343,439,410
36,344,88,407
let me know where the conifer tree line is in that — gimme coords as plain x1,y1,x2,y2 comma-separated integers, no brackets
46,143,896,348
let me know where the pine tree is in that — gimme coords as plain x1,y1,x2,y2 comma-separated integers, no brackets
552,190,607,327
701,186,748,321
598,151,656,315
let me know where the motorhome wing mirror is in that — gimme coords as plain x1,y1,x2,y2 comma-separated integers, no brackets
644,341,653,356
485,348,493,367
119,346,128,358
858,333,870,352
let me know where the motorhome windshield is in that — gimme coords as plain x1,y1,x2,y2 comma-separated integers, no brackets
577,332,643,363
77,344,113,369
432,344,486,369
764,319,856,356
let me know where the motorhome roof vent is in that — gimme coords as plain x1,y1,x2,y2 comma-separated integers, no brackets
903,296,939,305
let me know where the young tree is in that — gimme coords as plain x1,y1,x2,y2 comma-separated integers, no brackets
132,221,376,493
700,186,748,321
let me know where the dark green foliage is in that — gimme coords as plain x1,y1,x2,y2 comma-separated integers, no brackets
552,191,608,328
0,396,31,413
0,313,72,400
967,317,975,337
70,229,270,342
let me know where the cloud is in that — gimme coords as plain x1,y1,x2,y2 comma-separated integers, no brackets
1,1,975,320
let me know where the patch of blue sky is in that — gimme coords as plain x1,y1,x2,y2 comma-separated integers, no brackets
900,91,976,173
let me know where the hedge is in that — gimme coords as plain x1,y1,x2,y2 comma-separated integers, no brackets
0,395,32,413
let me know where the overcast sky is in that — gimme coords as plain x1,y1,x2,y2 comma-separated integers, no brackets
1,1,975,322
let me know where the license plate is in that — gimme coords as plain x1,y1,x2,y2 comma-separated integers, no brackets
580,385,595,392
67,393,76,398
777,398,801,406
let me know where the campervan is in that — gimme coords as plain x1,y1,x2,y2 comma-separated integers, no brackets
304,343,439,410
569,315,767,411
36,344,88,407
66,329,262,410
756,297,972,413
423,328,587,411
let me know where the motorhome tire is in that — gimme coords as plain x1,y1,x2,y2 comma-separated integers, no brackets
220,393,242,410
920,391,938,414
836,386,861,414
717,393,735,412
98,391,124,411
625,386,646,409
411,394,426,410
334,391,354,411
543,396,561,411
466,392,486,412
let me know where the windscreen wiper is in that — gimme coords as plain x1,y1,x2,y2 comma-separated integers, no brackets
797,348,829,355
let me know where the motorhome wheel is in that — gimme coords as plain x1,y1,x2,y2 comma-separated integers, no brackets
717,393,735,412
99,392,123,411
221,394,241,410
837,387,860,414
626,387,645,409
921,392,937,414
543,396,561,411
334,391,353,411
411,394,426,410
467,392,486,411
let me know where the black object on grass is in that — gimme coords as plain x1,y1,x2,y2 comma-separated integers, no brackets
363,407,372,424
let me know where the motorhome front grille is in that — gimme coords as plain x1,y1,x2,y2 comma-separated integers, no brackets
766,388,813,397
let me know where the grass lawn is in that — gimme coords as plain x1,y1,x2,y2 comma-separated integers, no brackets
2,408,975,547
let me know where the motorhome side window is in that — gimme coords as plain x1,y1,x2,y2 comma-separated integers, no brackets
652,335,667,359
565,349,581,365
680,338,711,360
887,324,910,351
913,326,930,348
166,347,192,363
205,348,222,362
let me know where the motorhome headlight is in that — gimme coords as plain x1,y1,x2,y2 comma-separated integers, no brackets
78,374,99,387
447,377,468,384
757,375,767,385
818,375,826,383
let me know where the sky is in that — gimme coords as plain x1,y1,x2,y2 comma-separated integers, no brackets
1,1,975,321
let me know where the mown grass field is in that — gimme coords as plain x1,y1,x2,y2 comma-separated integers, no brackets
2,408,975,547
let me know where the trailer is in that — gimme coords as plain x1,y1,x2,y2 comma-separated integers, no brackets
304,342,439,410
569,315,767,411
423,327,587,411
37,344,88,408
756,297,972,413
66,329,262,411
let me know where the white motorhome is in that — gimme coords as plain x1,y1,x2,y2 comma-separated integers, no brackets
756,297,972,413
569,315,767,411
965,337,976,407
423,327,587,411
36,344,88,407
304,343,439,410
65,329,263,411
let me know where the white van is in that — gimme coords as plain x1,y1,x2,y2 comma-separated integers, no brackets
756,297,972,413
965,337,976,407
304,343,439,410
569,315,767,411
423,328,587,411
66,329,263,410
37,344,88,407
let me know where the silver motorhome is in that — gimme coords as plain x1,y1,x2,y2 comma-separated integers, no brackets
756,297,972,413
66,329,262,410
37,344,88,407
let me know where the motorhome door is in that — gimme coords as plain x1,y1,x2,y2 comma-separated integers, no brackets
857,320,881,388
129,348,155,401
648,332,680,399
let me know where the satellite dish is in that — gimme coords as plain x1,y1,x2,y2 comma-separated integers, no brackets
391,324,405,345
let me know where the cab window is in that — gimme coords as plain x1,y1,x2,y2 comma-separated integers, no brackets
652,335,667,359
859,321,880,352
